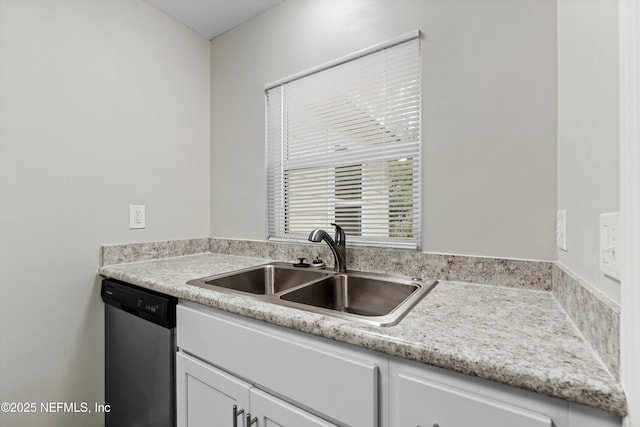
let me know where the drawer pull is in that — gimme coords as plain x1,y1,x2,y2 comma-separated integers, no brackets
247,413,258,426
232,405,244,427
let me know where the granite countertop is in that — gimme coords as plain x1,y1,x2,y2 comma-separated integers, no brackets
98,252,626,416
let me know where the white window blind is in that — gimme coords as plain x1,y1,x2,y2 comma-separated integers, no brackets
266,32,421,249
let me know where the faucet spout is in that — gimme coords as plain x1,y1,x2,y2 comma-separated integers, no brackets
308,223,347,273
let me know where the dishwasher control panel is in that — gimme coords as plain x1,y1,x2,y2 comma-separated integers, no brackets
101,279,177,328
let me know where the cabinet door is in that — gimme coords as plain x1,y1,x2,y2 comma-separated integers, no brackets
177,352,251,427
248,388,339,427
398,373,552,427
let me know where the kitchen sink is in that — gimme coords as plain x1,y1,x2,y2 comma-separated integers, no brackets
279,272,435,326
280,274,418,316
186,263,328,295
187,262,437,326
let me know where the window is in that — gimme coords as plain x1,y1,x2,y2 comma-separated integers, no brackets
266,32,421,249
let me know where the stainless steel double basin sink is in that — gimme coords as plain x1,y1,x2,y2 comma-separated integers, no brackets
187,263,437,326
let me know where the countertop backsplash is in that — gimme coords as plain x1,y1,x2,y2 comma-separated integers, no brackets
552,263,621,379
101,238,210,266
209,238,553,291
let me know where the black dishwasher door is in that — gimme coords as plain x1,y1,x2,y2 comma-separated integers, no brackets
101,279,177,427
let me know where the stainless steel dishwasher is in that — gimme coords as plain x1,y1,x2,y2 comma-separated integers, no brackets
101,278,177,427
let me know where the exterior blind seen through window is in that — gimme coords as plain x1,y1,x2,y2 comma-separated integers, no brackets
266,34,421,249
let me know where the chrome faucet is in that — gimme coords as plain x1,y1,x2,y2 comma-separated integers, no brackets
308,223,347,273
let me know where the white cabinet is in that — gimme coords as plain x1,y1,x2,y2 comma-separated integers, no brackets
396,371,552,427
389,357,621,427
177,301,386,427
177,352,336,427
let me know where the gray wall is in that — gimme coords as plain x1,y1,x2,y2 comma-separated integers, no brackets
0,1,210,426
557,0,620,303
210,0,558,261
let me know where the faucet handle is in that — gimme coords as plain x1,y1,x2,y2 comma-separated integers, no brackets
330,223,346,245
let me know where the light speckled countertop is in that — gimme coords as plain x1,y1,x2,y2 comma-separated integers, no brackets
98,252,626,416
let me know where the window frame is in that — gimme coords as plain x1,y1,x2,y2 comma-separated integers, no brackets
265,31,422,250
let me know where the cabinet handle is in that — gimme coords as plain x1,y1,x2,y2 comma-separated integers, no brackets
246,413,258,426
232,405,244,427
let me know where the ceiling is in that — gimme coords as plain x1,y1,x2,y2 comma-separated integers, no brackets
144,0,284,40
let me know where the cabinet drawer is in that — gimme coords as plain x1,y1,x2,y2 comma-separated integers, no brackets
398,373,552,427
177,302,380,427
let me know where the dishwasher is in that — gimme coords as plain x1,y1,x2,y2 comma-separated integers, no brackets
101,278,177,427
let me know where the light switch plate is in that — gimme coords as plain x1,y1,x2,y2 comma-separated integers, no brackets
556,210,567,251
600,212,620,281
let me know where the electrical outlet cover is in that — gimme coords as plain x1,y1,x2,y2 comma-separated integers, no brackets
129,205,146,229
